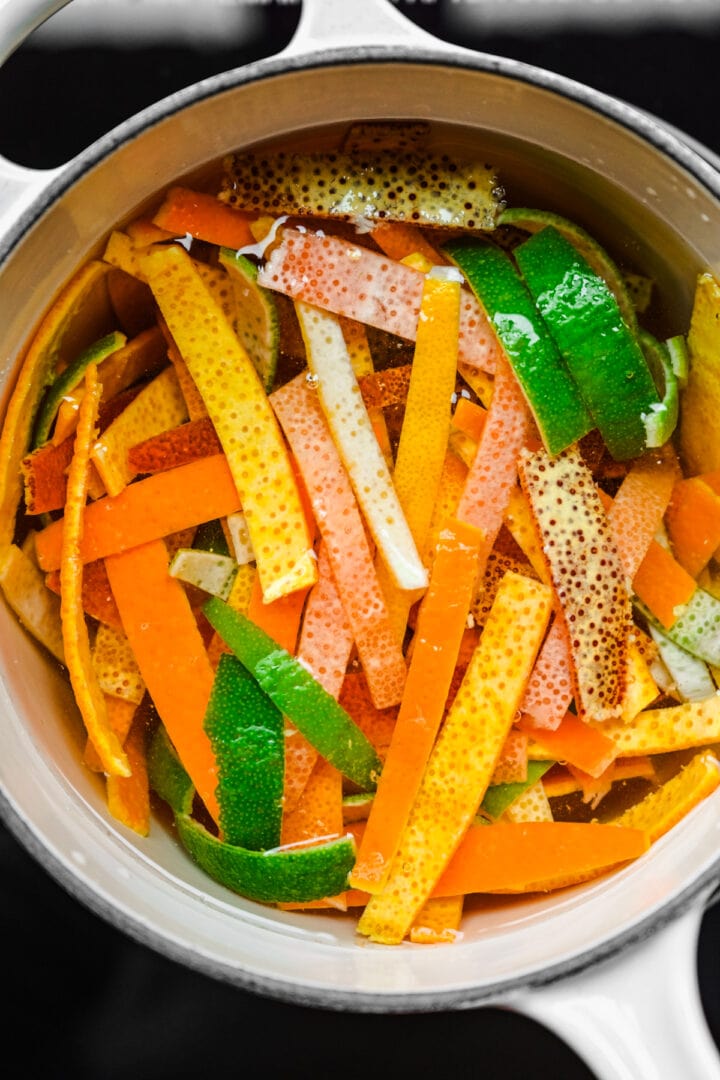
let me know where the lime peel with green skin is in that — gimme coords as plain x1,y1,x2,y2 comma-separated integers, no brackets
638,589,720,668
497,206,640,334
148,724,356,904
514,226,661,461
639,331,681,449
203,595,383,791
444,237,593,456
480,759,555,822
204,653,285,851
31,330,127,450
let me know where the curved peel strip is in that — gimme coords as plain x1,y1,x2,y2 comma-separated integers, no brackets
60,365,130,778
0,261,112,547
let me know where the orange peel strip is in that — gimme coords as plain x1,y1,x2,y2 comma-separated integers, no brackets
91,622,146,705
350,519,482,894
91,365,188,496
612,750,720,842
104,538,219,821
59,364,130,778
0,260,113,547
257,227,499,373
127,416,221,474
592,695,720,757
105,708,151,837
357,570,552,944
271,370,409,708
521,710,618,779
409,896,464,945
433,821,649,897
144,244,316,603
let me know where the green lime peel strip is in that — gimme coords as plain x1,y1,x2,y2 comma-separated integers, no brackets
31,330,127,450
203,595,383,791
497,206,640,333
480,760,555,821
639,331,680,449
204,653,285,850
636,589,720,668
148,724,356,904
514,226,661,461
444,238,593,456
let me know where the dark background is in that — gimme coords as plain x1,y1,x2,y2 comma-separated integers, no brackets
1,2,720,1077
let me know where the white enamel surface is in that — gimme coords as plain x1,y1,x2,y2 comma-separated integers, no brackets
516,897,720,1079
0,7,720,1079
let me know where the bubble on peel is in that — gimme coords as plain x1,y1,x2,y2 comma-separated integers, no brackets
305,372,320,390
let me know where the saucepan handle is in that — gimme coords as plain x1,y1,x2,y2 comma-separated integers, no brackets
509,888,720,1080
0,0,452,244
281,0,458,57
0,1,69,242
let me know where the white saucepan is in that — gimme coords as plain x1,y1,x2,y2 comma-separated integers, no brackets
1,3,720,1077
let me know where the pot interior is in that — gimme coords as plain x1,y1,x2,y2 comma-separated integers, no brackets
2,53,720,1008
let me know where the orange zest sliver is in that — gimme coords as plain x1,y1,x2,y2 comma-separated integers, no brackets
83,694,138,771
104,538,219,821
357,570,552,944
350,518,482,893
432,822,649,897
665,475,720,578
152,186,257,248
143,244,316,603
520,710,618,779
127,416,222,474
410,896,464,944
59,364,130,778
371,221,445,265
35,454,240,572
271,373,407,708
632,538,696,630
106,709,151,837
246,572,308,656
0,260,113,547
